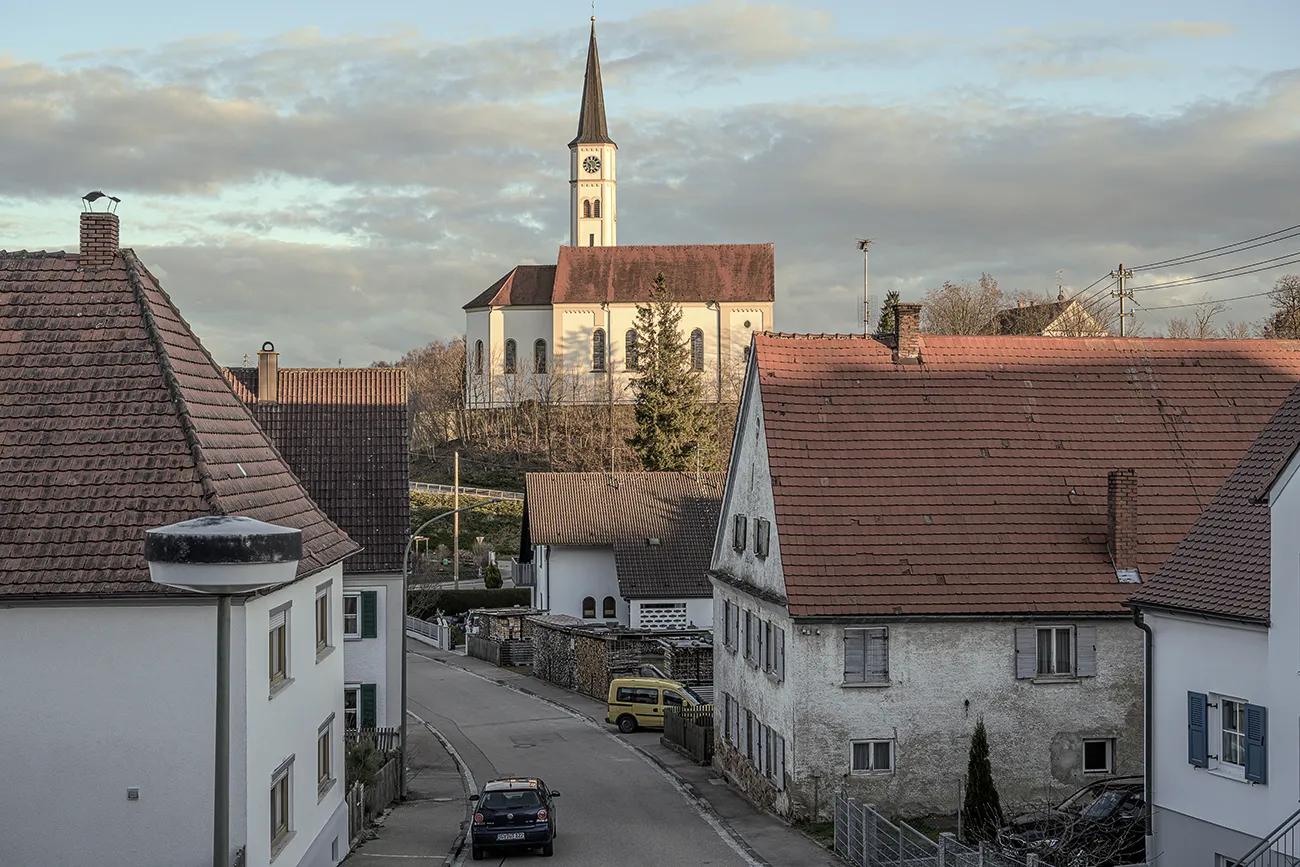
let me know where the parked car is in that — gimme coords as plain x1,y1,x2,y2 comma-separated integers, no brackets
605,677,708,733
469,777,559,860
998,776,1145,866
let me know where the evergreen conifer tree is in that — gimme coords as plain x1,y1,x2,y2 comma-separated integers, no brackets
960,718,1005,844
875,290,901,335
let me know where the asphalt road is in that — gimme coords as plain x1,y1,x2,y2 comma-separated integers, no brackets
406,648,754,867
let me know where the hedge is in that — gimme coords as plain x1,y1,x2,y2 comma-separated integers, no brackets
407,586,532,619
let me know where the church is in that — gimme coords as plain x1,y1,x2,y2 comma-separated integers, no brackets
463,20,776,409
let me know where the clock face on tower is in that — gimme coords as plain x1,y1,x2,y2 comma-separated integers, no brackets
583,155,601,174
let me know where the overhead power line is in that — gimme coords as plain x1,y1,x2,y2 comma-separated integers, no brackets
1131,251,1300,293
1132,223,1300,271
1133,289,1276,312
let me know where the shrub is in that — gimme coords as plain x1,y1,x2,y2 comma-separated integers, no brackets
483,562,503,589
406,586,531,619
346,737,386,787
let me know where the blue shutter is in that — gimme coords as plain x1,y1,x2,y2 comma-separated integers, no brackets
1187,691,1208,768
1245,704,1268,784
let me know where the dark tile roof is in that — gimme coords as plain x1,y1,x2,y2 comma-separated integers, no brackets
524,472,725,598
570,20,615,147
1130,385,1300,623
750,332,1300,618
465,245,776,310
222,367,409,573
0,248,359,597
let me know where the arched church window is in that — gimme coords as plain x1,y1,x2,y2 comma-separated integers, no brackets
593,199,601,218
534,339,548,374
582,597,596,619
583,199,592,219
602,596,617,619
504,339,517,374
474,340,484,376
592,328,607,372
690,329,705,372
625,329,639,371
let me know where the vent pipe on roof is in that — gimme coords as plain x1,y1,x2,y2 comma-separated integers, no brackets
257,341,279,403
1108,468,1138,574
892,303,923,364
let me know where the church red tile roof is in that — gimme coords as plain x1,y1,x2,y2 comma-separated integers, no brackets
464,244,774,310
749,331,1300,618
0,229,358,597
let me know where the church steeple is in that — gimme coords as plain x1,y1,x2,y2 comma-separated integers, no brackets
570,19,615,147
569,17,617,247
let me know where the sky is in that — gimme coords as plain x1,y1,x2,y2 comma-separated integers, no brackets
3,0,1300,366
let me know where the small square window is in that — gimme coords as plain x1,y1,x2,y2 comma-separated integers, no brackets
1083,738,1112,774
851,739,894,775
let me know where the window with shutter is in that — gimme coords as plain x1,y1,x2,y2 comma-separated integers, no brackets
1014,627,1038,679
722,694,732,744
360,683,378,728
360,591,378,639
1245,704,1268,784
844,630,866,683
755,518,770,558
1188,691,1208,768
1076,625,1097,677
775,626,786,682
743,611,752,660
722,600,732,648
774,733,786,790
845,627,888,684
734,515,748,552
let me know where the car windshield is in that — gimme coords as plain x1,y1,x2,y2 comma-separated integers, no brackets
680,686,704,705
1076,789,1125,819
482,790,542,810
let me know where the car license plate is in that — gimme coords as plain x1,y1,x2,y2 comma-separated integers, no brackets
496,832,525,841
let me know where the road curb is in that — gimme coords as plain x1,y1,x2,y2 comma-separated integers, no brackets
406,709,476,867
421,653,770,867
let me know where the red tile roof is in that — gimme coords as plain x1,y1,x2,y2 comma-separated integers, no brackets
0,249,358,597
1129,384,1300,623
524,472,726,598
222,366,409,573
465,245,775,309
750,332,1300,618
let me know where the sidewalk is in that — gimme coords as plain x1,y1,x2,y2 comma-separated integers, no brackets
344,708,468,866
409,643,841,867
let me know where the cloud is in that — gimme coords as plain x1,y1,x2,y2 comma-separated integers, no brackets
993,20,1236,80
2,3,1297,363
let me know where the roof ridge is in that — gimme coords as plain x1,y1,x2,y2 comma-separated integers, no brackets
124,251,224,514
0,250,69,259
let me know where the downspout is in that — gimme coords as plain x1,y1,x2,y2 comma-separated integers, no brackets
1132,606,1154,855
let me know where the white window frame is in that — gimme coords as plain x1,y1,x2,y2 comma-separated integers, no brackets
343,684,361,732
1082,738,1113,775
270,757,294,855
850,739,895,775
1213,694,1248,780
342,592,361,639
1036,625,1076,677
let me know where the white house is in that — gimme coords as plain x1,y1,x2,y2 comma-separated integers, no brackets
225,348,409,731
462,22,775,409
0,209,360,867
709,305,1300,821
1130,383,1300,866
520,472,725,630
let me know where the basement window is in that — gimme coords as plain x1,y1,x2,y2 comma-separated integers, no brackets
851,740,894,775
1083,738,1113,774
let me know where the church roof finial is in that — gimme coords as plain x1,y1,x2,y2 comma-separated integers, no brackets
570,18,616,148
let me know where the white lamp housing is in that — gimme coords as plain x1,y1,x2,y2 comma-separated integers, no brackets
145,515,303,595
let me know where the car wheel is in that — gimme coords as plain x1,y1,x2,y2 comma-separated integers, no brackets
471,846,483,861
617,715,637,734
541,841,554,857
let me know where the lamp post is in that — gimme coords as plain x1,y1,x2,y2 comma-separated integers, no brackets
145,515,303,867
400,498,505,798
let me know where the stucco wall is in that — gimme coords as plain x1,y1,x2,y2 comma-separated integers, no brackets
342,574,402,728
244,564,347,867
787,617,1143,820
543,546,623,624
629,597,713,630
0,601,229,867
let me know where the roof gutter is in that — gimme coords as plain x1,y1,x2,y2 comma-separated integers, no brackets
1131,606,1154,858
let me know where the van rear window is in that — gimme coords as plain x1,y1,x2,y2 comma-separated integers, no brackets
615,686,659,705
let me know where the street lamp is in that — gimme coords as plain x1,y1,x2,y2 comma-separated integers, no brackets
145,515,303,867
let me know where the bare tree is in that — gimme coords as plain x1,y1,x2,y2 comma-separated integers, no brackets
1262,274,1300,338
922,273,1003,334
1221,320,1255,339
1163,294,1226,339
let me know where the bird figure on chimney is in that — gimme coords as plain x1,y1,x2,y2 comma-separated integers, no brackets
81,191,122,213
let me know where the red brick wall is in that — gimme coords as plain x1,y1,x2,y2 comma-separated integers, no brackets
1108,468,1138,570
79,213,119,268
893,303,922,362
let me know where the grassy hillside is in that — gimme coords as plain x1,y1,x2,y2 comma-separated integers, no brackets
410,491,523,559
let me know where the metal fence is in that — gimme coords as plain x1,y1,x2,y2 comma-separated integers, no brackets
345,726,402,753
1237,807,1300,867
406,615,453,649
662,706,714,765
834,793,1030,867
410,481,524,501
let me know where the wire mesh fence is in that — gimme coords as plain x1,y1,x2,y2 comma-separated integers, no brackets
833,793,1031,867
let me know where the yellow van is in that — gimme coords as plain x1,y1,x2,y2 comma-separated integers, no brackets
605,677,707,733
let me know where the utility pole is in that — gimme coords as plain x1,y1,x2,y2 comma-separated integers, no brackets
857,239,873,334
1110,263,1135,337
453,450,460,589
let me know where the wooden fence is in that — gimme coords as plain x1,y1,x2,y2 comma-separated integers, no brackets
662,706,715,766
347,756,402,846
468,635,533,667
345,726,402,754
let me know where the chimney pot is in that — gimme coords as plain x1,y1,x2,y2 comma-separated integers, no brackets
256,341,279,403
892,303,923,364
1107,468,1138,573
79,212,120,269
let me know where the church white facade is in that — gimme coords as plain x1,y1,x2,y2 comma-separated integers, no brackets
463,20,775,409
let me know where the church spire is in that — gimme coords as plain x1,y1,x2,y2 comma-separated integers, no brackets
570,18,615,147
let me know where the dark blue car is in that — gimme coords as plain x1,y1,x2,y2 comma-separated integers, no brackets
469,777,560,860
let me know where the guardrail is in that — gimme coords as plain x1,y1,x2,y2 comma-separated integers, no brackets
406,615,453,650
410,482,524,501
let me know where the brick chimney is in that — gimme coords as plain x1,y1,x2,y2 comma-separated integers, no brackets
893,303,923,364
1107,468,1138,572
79,212,119,269
256,341,279,403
